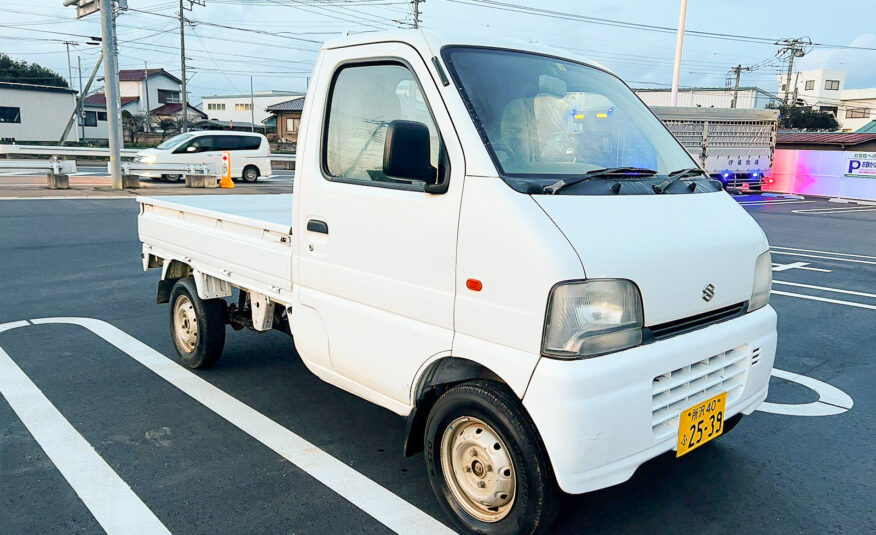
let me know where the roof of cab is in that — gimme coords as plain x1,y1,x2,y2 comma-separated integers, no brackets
320,29,610,74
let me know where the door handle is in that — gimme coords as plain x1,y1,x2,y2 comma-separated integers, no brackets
306,219,328,234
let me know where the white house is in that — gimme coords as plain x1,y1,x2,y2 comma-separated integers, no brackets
81,68,203,140
634,87,781,109
0,81,79,143
201,90,303,126
778,69,876,132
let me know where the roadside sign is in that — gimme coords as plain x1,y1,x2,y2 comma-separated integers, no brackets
844,151,876,178
220,152,234,188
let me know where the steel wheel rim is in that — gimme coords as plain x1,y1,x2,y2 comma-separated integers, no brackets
440,416,516,523
244,168,257,181
173,295,198,353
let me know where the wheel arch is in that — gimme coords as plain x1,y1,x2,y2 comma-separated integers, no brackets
403,357,507,457
157,259,193,303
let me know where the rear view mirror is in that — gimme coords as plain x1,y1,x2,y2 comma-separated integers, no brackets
383,120,438,188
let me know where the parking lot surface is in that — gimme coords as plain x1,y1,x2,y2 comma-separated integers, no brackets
0,194,873,534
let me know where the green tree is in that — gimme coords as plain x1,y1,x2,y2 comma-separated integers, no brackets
0,53,69,88
769,103,839,131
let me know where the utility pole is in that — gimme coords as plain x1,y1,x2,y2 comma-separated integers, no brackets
250,76,255,132
730,64,753,109
776,37,810,107
63,41,76,89
411,0,422,28
178,0,204,133
100,0,124,189
670,0,688,106
179,0,188,132
144,61,151,133
78,56,85,141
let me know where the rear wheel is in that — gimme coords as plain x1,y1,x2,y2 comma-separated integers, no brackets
425,380,557,535
242,165,259,183
162,174,183,183
169,277,226,368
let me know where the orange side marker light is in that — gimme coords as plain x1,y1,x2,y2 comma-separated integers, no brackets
466,279,483,292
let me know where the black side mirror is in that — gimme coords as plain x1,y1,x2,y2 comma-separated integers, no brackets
384,120,444,191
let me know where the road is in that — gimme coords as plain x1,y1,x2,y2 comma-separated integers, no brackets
0,194,873,534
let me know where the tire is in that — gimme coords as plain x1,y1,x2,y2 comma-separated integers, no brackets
425,380,558,535
162,174,183,183
242,165,259,183
168,277,226,369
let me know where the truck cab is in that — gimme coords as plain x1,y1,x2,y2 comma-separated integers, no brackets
138,30,777,534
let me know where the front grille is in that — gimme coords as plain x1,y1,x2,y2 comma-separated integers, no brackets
650,346,749,437
648,302,746,341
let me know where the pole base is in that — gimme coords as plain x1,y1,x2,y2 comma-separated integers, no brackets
122,174,140,189
47,173,69,189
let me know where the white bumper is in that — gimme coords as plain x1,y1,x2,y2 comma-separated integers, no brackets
523,305,777,494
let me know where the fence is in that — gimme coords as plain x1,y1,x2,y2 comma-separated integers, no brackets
765,149,876,202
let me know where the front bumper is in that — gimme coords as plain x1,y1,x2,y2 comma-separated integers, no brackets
523,305,777,494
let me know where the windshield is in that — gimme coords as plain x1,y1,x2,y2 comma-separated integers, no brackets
156,133,195,150
442,47,705,194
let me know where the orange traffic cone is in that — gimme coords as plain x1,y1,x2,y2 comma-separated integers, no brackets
219,152,234,188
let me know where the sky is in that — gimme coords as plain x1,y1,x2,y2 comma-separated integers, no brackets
1,0,874,105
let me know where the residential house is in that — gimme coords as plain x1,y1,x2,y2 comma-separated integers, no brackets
265,96,305,144
0,81,79,143
778,69,876,132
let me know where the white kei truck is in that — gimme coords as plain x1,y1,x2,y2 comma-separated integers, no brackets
137,30,777,534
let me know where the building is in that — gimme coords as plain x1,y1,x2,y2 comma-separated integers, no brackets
82,68,199,140
634,87,781,109
0,82,79,143
201,90,303,126
265,96,305,144
778,69,876,132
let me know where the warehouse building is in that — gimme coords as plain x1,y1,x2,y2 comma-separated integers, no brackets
0,81,78,143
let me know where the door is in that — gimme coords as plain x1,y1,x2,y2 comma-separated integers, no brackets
172,134,217,166
296,44,464,406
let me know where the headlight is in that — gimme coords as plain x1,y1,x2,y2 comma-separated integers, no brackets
748,251,772,312
138,155,156,164
542,279,644,359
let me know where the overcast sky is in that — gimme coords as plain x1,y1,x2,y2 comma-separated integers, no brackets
2,0,874,104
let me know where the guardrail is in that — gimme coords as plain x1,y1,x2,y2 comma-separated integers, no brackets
115,162,222,188
0,158,78,189
0,144,140,158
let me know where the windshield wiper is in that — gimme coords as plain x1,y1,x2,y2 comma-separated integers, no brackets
543,167,657,194
652,167,708,194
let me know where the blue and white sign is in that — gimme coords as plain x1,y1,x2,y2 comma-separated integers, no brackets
844,151,876,178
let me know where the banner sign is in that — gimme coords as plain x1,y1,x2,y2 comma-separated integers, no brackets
844,151,876,178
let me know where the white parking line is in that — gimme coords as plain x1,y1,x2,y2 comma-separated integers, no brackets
773,280,876,299
0,321,171,535
24,317,453,535
738,200,815,206
759,368,854,416
771,246,876,261
771,290,876,310
769,250,876,266
791,206,876,215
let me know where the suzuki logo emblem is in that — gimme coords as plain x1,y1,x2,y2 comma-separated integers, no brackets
702,283,716,302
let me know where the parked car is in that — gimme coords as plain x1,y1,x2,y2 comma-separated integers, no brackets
137,30,777,534
134,130,271,182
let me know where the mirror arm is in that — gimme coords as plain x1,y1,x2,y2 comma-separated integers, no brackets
424,166,448,194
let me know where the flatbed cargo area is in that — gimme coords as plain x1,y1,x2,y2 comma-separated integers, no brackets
138,194,294,235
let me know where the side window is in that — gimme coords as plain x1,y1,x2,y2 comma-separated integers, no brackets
213,135,241,151
323,62,443,187
176,135,214,153
239,136,262,150
84,111,97,127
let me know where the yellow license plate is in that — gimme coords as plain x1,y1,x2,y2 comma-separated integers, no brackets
676,391,727,457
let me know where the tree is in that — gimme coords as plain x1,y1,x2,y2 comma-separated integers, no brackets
0,53,69,88
121,111,149,145
769,103,839,131
158,118,182,141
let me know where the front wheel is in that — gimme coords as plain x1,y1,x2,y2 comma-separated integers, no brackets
425,380,557,535
162,174,183,183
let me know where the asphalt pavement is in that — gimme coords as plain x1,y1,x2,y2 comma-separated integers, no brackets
0,194,873,534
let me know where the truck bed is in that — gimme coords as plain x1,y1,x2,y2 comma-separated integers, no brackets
137,194,295,304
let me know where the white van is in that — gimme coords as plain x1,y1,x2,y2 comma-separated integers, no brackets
134,130,271,182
